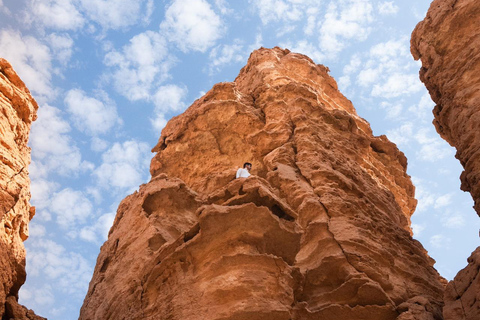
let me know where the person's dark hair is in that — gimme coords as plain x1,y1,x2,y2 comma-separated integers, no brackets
243,162,252,168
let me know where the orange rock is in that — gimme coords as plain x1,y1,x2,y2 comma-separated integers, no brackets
412,1,480,319
0,59,45,319
80,48,445,319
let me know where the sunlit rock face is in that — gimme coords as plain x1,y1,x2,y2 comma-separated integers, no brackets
411,1,480,319
80,47,445,320
0,59,45,320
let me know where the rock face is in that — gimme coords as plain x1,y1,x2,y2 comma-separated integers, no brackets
0,59,45,319
80,47,445,320
411,1,480,319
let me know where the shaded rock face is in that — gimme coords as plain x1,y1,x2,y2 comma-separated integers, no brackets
0,59,45,319
80,47,445,320
411,1,480,319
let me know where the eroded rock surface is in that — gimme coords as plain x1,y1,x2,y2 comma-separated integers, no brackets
81,47,445,320
0,59,45,319
411,1,480,319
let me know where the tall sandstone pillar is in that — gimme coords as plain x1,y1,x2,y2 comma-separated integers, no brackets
411,0,480,319
81,47,445,320
0,59,44,319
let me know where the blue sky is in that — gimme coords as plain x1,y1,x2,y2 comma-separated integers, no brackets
0,0,479,319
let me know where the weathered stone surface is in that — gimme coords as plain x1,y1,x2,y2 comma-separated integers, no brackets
411,0,480,216
411,1,480,319
81,47,445,320
0,59,45,319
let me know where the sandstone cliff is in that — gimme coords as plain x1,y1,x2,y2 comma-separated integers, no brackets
80,47,445,320
0,59,45,319
411,0,480,319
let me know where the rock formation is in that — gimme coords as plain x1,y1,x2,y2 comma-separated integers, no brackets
411,0,480,319
0,59,45,319
80,47,445,320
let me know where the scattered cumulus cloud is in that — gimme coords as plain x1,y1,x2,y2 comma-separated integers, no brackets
411,223,425,238
434,193,453,209
319,0,374,57
209,42,245,74
160,0,224,52
23,0,85,31
104,30,170,101
152,84,188,132
79,0,153,30
251,0,319,25
378,1,399,15
46,33,74,65
0,29,54,100
429,234,451,249
79,212,115,243
24,239,92,297
30,104,94,176
441,211,466,229
50,188,93,230
64,89,122,135
93,140,150,191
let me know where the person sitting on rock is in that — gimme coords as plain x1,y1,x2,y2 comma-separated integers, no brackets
236,162,252,178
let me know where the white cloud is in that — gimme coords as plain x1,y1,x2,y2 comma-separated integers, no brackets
357,68,379,87
429,234,451,249
79,0,152,30
411,177,436,213
46,33,74,65
282,39,325,63
441,211,466,229
371,72,423,98
0,29,54,100
104,31,170,101
319,0,374,57
50,188,93,229
79,212,115,243
345,37,425,102
252,0,319,25
411,223,425,237
386,122,414,146
91,137,109,152
214,0,233,15
93,140,150,191
152,84,187,132
29,222,47,238
30,104,94,176
31,178,59,210
0,0,11,15
378,1,399,15
24,0,84,30
160,0,223,52
434,193,453,209
65,89,121,135
414,128,454,162
209,42,245,74
380,101,403,120
25,239,92,297
408,92,434,122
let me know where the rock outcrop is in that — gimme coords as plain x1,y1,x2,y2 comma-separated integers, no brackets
80,47,445,320
0,59,45,319
411,1,480,319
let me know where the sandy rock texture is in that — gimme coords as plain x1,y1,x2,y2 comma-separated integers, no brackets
411,0,480,216
0,59,45,319
80,47,445,320
411,1,480,319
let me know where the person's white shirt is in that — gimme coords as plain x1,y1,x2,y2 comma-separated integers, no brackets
236,168,251,178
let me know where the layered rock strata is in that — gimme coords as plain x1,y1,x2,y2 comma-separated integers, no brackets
411,1,480,319
0,59,44,319
81,47,445,320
